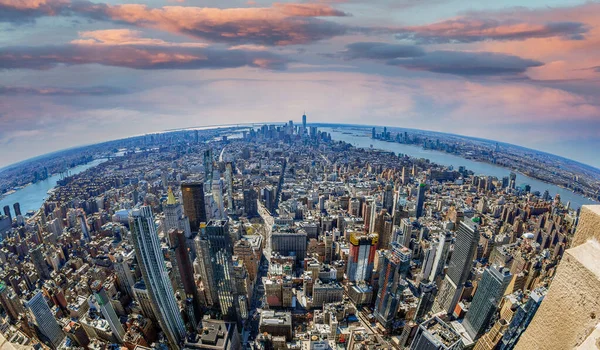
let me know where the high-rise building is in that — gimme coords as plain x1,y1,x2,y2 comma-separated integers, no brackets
169,228,200,321
194,226,218,307
130,206,186,348
463,266,512,340
271,231,307,261
373,243,411,327
26,291,65,348
164,187,192,238
0,282,25,323
346,232,378,282
13,203,21,217
92,282,126,343
243,187,258,218
181,182,207,232
113,252,135,299
206,220,238,322
434,220,480,315
383,183,394,213
410,316,463,350
416,183,426,219
2,205,11,223
302,113,307,132
31,245,51,280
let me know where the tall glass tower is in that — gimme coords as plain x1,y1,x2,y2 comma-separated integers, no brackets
434,220,480,315
206,220,239,323
26,291,65,348
130,206,186,348
463,266,512,340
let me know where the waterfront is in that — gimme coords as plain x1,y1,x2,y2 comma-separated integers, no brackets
0,158,107,217
325,128,596,209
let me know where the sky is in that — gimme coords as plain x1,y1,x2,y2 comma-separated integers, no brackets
0,0,599,169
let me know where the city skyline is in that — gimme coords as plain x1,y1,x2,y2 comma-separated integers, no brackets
1,0,600,168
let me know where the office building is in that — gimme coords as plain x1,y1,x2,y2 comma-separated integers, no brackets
0,282,25,323
164,188,192,239
13,203,21,217
416,183,426,219
259,311,292,341
373,243,411,327
463,266,512,340
181,182,207,232
169,228,201,321
130,206,186,348
434,220,479,315
31,245,51,280
184,320,240,349
2,205,11,223
26,291,65,348
206,220,238,322
271,231,307,261
346,232,378,282
92,282,126,343
410,316,463,350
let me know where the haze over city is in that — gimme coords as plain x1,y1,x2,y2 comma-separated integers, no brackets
1,0,600,168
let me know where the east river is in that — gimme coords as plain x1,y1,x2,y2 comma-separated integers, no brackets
325,128,596,210
0,159,107,217
0,128,595,217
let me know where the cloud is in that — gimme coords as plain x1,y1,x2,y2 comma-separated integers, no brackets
0,1,350,45
0,44,289,70
388,50,543,76
71,29,208,47
341,42,425,59
337,42,542,76
0,85,127,95
395,18,589,44
0,0,71,22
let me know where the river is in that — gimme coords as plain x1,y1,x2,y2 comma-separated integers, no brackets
0,158,107,218
324,128,596,210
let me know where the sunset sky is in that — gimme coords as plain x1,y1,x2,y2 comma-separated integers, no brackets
1,0,599,168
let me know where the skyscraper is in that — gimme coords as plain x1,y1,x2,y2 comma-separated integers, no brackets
31,245,51,280
383,183,394,213
164,187,192,238
302,113,307,132
113,252,135,299
26,291,65,348
416,183,426,219
206,220,238,322
181,182,207,233
346,232,378,282
463,266,512,340
243,187,258,218
92,281,126,343
130,206,186,348
2,205,11,223
434,220,480,315
13,203,21,217
0,282,25,323
373,243,411,327
194,225,217,307
169,228,201,322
